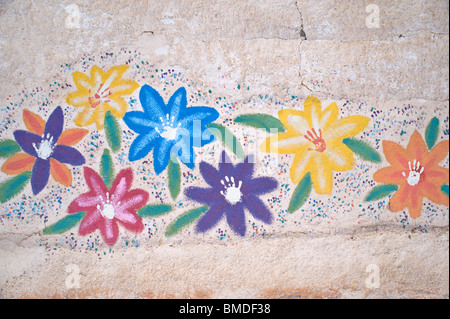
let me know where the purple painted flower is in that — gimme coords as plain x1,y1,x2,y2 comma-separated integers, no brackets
13,106,85,195
185,151,278,236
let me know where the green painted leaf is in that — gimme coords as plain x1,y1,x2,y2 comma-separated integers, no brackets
42,212,85,235
168,154,181,200
342,138,382,163
206,123,245,161
442,184,449,197
0,139,21,158
287,172,312,213
104,110,121,153
100,148,115,188
165,205,209,237
425,117,439,150
138,203,173,217
234,113,286,133
364,184,399,202
0,172,31,203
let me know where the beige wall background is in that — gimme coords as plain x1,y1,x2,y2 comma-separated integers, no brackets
0,0,448,298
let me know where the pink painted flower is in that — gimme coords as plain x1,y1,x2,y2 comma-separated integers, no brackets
68,167,149,246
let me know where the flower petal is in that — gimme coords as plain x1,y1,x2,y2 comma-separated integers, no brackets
116,189,149,213
243,194,272,224
423,166,449,186
100,218,120,246
73,106,96,128
71,70,95,92
44,106,64,141
174,137,196,170
50,158,72,187
199,161,221,187
66,90,90,108
407,188,423,219
310,153,333,194
420,180,449,207
178,106,220,128
139,84,166,121
373,166,405,185
195,201,228,233
424,140,449,168
13,130,41,157
289,146,314,184
78,211,102,235
303,96,322,129
83,166,108,196
31,158,50,195
68,192,101,214
109,168,133,202
260,131,309,154
322,115,370,142
52,145,85,166
225,202,246,236
406,130,428,163
233,155,255,182
185,186,222,205
382,140,409,170
57,128,89,146
388,183,410,213
319,102,339,132
129,130,161,162
123,111,159,134
109,79,139,97
278,109,309,135
219,150,234,178
167,87,187,121
23,109,45,136
242,177,277,196
1,152,35,175
325,140,355,171
153,138,174,174
104,97,128,120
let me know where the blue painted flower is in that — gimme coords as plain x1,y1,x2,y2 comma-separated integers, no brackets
123,85,220,174
13,106,86,195
185,151,278,236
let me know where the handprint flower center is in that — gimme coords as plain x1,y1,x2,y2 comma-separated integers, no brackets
155,114,181,141
88,83,112,109
304,128,326,152
220,176,243,205
96,192,117,220
32,133,56,160
402,159,423,186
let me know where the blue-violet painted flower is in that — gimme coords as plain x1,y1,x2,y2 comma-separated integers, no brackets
185,151,278,236
123,85,220,174
13,106,86,195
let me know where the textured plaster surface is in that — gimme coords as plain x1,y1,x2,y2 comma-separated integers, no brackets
0,0,448,298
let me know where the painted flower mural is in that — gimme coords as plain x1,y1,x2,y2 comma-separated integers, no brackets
1,106,87,196
260,96,370,194
123,85,220,174
0,59,445,247
366,124,449,219
182,151,278,236
66,167,149,246
66,64,139,130
234,96,378,213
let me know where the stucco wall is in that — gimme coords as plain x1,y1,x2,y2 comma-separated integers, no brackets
0,0,448,299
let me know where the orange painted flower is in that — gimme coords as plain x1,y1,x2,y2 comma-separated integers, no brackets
373,131,449,218
1,108,88,191
66,65,139,130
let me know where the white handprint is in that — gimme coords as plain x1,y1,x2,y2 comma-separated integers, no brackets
402,159,423,186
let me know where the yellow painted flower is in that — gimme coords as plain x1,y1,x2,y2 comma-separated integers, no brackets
66,65,139,130
261,97,370,194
